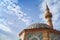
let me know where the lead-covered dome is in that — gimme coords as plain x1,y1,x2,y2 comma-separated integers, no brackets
27,23,50,29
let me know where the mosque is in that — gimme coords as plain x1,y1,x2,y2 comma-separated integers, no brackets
19,5,60,40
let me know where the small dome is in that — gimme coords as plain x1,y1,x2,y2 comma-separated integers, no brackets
27,23,50,29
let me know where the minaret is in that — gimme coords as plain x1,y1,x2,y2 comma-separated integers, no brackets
45,4,53,28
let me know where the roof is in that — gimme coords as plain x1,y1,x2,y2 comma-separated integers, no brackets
27,23,51,29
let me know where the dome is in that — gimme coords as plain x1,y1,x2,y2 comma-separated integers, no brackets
27,23,50,29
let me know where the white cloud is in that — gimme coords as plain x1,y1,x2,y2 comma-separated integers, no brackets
0,0,32,38
0,24,12,32
0,18,5,22
39,0,60,30
21,17,31,25
0,33,17,40
0,16,12,33
0,34,11,40
0,0,31,26
6,0,31,25
7,4,31,25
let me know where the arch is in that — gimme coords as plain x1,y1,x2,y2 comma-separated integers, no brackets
29,35,40,40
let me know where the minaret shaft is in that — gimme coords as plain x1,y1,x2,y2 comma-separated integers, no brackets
46,18,53,28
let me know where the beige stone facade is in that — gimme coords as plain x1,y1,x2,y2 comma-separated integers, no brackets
19,28,60,40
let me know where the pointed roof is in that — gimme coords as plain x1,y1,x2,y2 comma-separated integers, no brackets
46,4,49,10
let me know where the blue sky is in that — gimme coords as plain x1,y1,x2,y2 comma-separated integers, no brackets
0,0,60,40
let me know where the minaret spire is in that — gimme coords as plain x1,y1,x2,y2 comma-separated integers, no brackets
45,4,53,28
46,4,49,10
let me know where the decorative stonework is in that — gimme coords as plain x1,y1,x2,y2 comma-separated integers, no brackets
50,33,60,40
27,33,43,40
